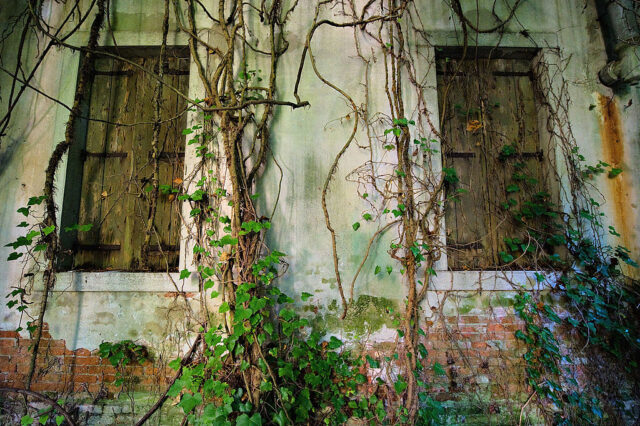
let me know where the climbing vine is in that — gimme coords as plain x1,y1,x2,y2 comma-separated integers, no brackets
1,0,639,425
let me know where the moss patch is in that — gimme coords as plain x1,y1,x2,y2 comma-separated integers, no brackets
323,295,397,337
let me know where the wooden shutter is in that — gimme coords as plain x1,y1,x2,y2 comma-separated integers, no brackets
70,52,189,271
437,55,545,270
437,58,492,269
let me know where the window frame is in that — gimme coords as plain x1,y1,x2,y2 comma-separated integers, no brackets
59,45,191,273
433,47,561,272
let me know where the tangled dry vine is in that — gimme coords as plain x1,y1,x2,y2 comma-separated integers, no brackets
1,0,639,425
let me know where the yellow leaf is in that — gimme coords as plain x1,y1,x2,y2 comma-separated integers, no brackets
101,191,108,198
466,119,483,132
168,194,175,202
173,177,183,185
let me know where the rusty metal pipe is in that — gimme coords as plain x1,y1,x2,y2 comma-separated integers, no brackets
597,0,640,86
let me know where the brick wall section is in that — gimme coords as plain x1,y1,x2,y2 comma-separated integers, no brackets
353,307,529,406
1,314,528,401
0,324,171,395
423,309,528,400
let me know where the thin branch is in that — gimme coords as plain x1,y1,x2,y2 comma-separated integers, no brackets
0,387,77,426
26,0,106,391
134,334,202,426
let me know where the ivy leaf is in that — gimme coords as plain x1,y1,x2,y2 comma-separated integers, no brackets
272,411,288,426
394,377,407,394
433,362,446,376
374,265,381,275
300,292,313,302
17,207,30,217
179,269,191,280
499,251,514,263
42,225,55,236
168,358,181,370
178,392,202,414
21,415,34,426
543,305,561,323
328,336,342,350
264,322,274,336
7,252,23,261
236,413,262,426
366,354,380,368
55,416,65,426
608,167,623,178
218,235,238,246
362,213,372,221
279,308,296,321
386,266,392,275
27,196,46,206
260,380,273,392
352,222,361,231
355,373,367,384
591,405,603,418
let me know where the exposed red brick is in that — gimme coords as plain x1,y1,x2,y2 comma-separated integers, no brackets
487,323,505,332
0,338,17,348
75,357,100,366
0,356,15,372
74,374,99,384
30,382,61,392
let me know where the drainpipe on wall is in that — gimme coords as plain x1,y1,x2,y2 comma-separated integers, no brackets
597,0,640,86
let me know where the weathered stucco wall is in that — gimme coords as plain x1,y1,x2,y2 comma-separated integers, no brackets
0,0,639,420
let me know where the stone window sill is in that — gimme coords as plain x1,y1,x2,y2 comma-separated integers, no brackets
32,271,200,293
429,270,556,291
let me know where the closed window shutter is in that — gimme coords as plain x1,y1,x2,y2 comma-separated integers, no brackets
67,52,188,271
437,58,491,270
437,55,547,270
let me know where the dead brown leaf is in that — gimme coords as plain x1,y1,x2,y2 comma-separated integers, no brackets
466,119,483,132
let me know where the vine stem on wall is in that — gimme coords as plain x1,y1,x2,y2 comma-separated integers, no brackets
26,0,106,390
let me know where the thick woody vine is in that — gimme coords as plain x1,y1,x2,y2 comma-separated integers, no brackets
1,0,640,425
